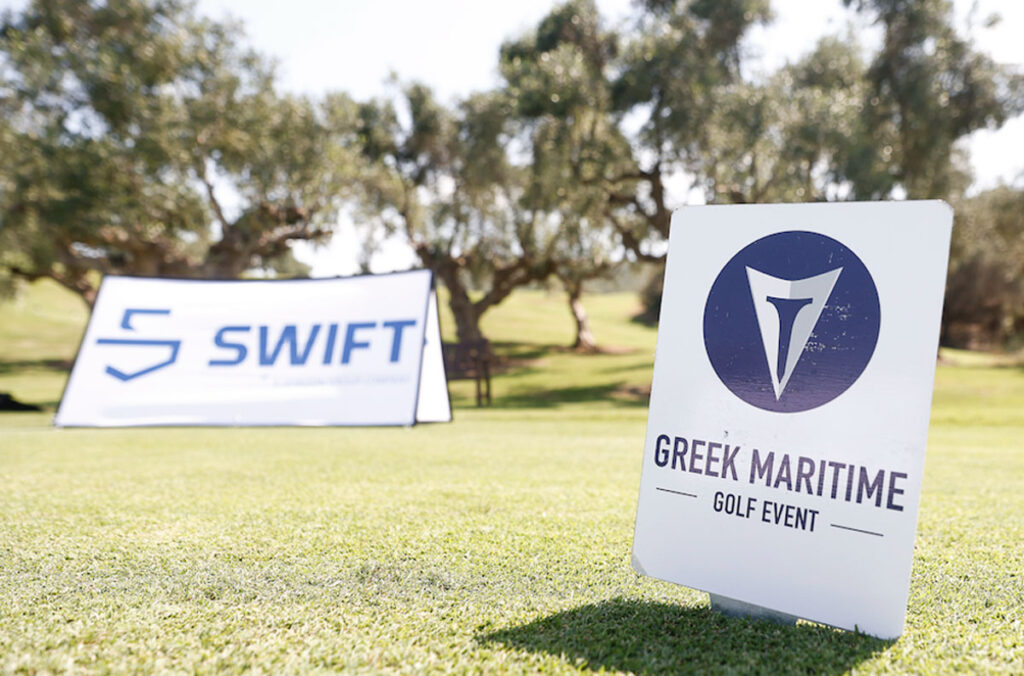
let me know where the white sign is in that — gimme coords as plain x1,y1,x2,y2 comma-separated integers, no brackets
632,201,953,639
56,271,451,427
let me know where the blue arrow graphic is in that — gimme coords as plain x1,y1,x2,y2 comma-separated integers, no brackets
96,308,181,381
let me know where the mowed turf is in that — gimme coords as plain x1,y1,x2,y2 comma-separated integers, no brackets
0,281,1022,673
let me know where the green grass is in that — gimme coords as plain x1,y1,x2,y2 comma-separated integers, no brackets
1,280,1022,673
0,280,89,409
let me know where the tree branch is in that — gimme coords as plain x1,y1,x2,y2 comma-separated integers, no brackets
608,213,663,263
200,162,231,234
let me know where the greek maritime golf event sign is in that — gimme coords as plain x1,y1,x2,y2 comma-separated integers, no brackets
56,270,451,427
632,201,953,639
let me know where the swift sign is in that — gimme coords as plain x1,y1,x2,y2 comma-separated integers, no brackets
632,201,953,639
55,270,451,427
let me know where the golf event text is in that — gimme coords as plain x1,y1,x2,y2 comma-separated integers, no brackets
653,433,908,533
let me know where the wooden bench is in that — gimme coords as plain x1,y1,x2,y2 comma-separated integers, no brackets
441,340,492,406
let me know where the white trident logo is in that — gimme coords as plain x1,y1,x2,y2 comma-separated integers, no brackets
745,267,843,399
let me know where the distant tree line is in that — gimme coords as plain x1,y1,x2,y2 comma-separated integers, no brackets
0,0,1022,349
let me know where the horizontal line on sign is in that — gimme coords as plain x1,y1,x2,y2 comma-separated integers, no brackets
830,523,884,537
656,487,698,498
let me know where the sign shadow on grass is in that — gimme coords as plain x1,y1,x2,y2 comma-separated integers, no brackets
479,598,892,674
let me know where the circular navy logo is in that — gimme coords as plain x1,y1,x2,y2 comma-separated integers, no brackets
703,231,880,413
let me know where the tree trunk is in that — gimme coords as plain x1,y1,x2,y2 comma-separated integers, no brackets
567,281,597,352
199,245,250,280
434,261,485,343
80,283,99,309
450,294,484,343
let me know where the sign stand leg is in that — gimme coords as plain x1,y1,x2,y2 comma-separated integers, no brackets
709,593,798,626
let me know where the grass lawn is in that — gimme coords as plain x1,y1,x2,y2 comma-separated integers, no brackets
1,280,1022,673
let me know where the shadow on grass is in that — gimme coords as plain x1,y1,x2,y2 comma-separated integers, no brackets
490,341,641,364
497,382,649,409
490,341,555,365
468,342,650,409
480,598,892,675
0,358,72,375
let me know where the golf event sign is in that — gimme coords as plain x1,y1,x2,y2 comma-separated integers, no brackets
632,201,953,639
56,270,451,427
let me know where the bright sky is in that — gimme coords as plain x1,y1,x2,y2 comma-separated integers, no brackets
2,0,1021,274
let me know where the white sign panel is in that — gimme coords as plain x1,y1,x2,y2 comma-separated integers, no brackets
56,270,451,427
632,201,953,639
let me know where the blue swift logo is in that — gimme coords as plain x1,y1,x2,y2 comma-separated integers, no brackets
703,231,880,413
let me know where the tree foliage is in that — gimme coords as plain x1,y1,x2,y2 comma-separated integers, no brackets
1,0,1023,349
627,0,1023,328
697,36,868,204
354,84,555,342
608,0,772,255
0,0,360,305
844,0,1024,199
501,0,629,349
943,186,1024,348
